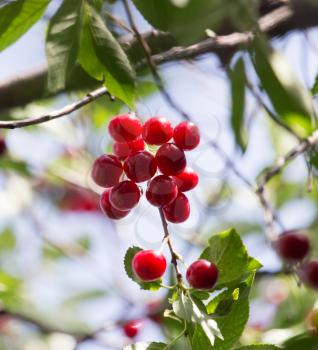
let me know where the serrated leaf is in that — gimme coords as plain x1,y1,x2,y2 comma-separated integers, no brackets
123,342,167,350
46,0,84,92
230,57,248,152
236,346,281,350
0,0,49,51
124,247,162,291
78,4,135,107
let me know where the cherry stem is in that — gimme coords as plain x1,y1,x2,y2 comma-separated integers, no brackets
158,208,183,286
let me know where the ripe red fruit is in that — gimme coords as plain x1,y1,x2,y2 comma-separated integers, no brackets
186,259,219,290
0,138,6,156
275,231,310,261
100,190,130,220
146,175,178,207
123,320,143,338
124,151,157,183
113,138,145,160
91,155,123,188
173,121,200,150
110,180,141,211
61,188,99,212
173,167,199,192
132,250,167,281
163,192,190,223
109,114,143,142
142,117,173,145
301,260,318,290
156,143,186,176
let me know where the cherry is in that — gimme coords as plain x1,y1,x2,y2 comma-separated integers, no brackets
123,319,143,338
275,231,310,261
61,187,99,212
0,138,6,156
113,137,145,160
173,167,199,192
110,180,141,211
142,117,173,145
100,189,130,220
132,250,167,281
173,121,200,150
301,260,318,290
156,143,186,176
91,154,123,188
186,259,219,290
163,192,190,223
109,114,143,142
146,175,178,207
124,151,157,183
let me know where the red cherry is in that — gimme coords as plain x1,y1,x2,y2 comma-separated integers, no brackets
146,175,178,207
110,180,141,211
173,121,200,150
109,114,143,142
132,250,167,281
0,138,6,156
100,190,130,220
61,188,99,212
173,167,199,192
124,151,157,183
156,143,186,176
163,193,190,223
113,138,145,160
91,155,123,188
301,260,318,290
123,319,143,338
142,117,173,145
275,231,310,261
186,259,219,290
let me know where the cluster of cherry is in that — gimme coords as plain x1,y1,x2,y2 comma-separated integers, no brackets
91,114,200,223
275,230,318,290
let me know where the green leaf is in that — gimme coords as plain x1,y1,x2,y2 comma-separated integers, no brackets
0,229,16,252
283,332,318,350
236,346,281,350
123,342,167,350
124,247,162,291
62,289,108,306
0,158,30,176
46,0,84,92
0,0,49,51
78,4,135,107
252,40,314,137
311,74,318,95
230,57,248,152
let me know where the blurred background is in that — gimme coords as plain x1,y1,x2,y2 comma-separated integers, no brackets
1,0,318,349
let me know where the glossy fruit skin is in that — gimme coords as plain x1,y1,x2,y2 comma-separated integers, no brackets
301,260,318,290
163,192,190,223
113,137,145,160
156,143,186,176
110,180,141,211
0,138,6,156
100,190,130,220
124,151,157,183
186,259,219,290
173,167,199,192
132,250,167,281
109,114,143,142
123,320,142,338
61,187,99,212
173,121,200,150
91,154,123,188
142,117,173,145
275,231,310,261
146,175,178,207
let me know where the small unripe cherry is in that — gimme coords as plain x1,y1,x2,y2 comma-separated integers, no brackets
186,259,219,290
173,167,199,192
109,114,143,142
275,230,310,262
110,180,141,211
146,175,178,207
173,121,200,150
123,319,143,338
91,154,123,188
142,117,173,145
163,192,190,223
124,151,157,183
100,190,130,220
301,260,318,290
156,143,186,176
113,138,145,160
132,250,167,282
